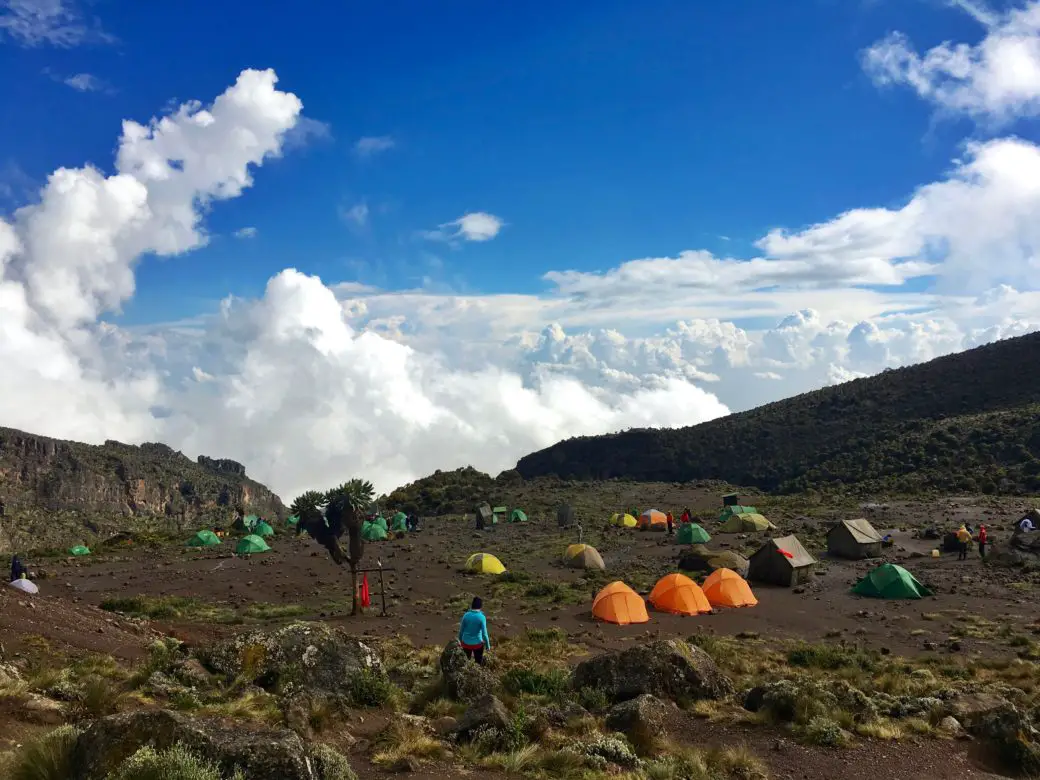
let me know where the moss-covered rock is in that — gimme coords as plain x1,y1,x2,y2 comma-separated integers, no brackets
438,640,495,703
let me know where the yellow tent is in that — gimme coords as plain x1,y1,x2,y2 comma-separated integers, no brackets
466,553,506,575
610,512,638,528
567,544,606,570
566,543,588,558
719,513,775,533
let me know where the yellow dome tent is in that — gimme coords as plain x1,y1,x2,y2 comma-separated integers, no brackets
719,512,775,533
610,512,638,528
466,553,506,575
566,544,606,570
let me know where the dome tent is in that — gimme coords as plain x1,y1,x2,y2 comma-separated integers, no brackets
510,509,528,523
69,545,91,556
9,578,38,594
236,535,270,555
390,512,408,533
592,582,648,625
186,530,222,547
466,553,506,575
286,514,300,528
567,544,605,571
639,509,668,531
648,573,711,615
852,563,932,600
362,520,390,541
610,512,638,528
677,523,711,544
702,568,757,608
254,521,275,538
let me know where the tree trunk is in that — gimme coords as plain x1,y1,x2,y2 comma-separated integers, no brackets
349,561,359,616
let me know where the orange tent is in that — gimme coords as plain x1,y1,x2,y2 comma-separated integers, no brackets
702,568,758,608
648,573,712,615
638,509,668,530
592,581,649,625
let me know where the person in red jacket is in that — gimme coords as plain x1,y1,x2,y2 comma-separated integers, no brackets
680,508,691,524
978,525,988,559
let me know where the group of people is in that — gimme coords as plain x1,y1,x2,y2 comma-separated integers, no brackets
954,523,988,561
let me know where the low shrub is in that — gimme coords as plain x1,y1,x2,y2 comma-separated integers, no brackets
7,725,82,780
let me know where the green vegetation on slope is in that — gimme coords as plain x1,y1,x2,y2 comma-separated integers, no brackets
515,331,1040,495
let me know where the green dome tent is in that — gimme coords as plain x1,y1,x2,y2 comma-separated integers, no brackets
286,515,299,528
362,520,389,541
851,563,932,600
254,521,275,538
236,535,270,555
69,545,91,556
390,512,408,533
510,509,528,523
372,515,389,532
678,523,711,544
234,514,259,533
186,530,222,547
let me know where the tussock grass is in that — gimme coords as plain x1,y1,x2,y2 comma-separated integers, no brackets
104,744,241,780
100,596,237,624
371,720,450,768
198,692,281,723
5,725,81,780
240,603,308,621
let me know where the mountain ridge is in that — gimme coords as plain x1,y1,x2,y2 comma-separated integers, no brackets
514,330,1040,495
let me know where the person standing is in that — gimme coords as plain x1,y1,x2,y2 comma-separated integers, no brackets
457,596,491,665
978,524,988,559
666,512,674,535
956,525,972,561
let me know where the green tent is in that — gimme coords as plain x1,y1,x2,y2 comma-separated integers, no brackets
362,520,389,541
69,545,91,556
390,512,408,532
254,521,275,538
233,514,259,533
372,515,389,532
493,506,507,523
851,563,932,600
678,523,711,544
236,534,270,555
509,509,528,523
186,530,222,547
286,515,299,527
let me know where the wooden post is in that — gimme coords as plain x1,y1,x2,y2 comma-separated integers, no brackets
378,560,387,616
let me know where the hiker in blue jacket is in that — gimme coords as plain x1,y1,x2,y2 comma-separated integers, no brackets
457,596,491,665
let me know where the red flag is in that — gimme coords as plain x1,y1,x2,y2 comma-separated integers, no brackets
360,574,371,608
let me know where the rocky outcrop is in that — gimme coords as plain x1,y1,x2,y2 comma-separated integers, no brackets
605,694,670,737
71,709,356,780
197,622,381,700
0,426,284,548
439,640,495,703
572,639,733,704
454,694,512,741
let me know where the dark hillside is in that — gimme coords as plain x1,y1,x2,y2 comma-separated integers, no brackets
515,331,1040,495
0,427,285,551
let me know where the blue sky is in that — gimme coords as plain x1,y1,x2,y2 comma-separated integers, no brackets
1,0,1028,325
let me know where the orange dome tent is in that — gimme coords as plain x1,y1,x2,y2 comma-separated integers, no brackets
592,581,649,625
638,509,668,531
648,573,712,615
702,568,758,608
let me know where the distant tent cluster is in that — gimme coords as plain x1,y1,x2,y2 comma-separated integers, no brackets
474,503,529,530
592,568,758,625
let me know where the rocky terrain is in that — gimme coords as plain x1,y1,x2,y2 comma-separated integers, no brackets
0,427,285,553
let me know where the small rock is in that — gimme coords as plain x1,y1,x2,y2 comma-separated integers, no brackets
391,755,420,773
939,716,964,736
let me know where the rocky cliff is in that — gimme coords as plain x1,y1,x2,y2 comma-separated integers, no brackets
0,427,285,552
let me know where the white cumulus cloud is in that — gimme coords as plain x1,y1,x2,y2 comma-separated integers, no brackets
424,212,504,244
863,0,1040,124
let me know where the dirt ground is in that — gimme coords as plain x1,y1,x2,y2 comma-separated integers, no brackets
4,487,1039,779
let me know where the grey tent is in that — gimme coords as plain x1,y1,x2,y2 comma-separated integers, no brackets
827,518,883,560
475,502,493,531
557,504,575,528
748,535,817,587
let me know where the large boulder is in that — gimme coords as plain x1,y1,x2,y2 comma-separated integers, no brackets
454,694,512,742
605,694,670,737
71,709,356,780
969,703,1040,775
946,692,1013,729
196,621,380,699
439,640,495,702
572,639,733,704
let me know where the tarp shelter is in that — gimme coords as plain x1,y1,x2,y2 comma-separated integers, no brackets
510,509,527,523
186,530,222,547
748,535,816,587
567,544,605,570
8,578,38,594
702,568,758,608
557,504,576,528
466,553,506,575
236,535,270,555
678,523,711,545
476,503,494,530
69,545,91,556
722,493,740,507
852,563,932,600
286,515,299,528
648,573,711,615
610,512,638,529
592,581,649,625
639,509,668,531
492,506,508,523
254,521,275,538
362,520,389,541
827,519,883,560
719,512,775,533
390,512,408,533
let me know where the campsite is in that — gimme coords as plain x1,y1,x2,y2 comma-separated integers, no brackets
4,477,1040,779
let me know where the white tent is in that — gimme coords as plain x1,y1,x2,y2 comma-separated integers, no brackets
8,578,39,594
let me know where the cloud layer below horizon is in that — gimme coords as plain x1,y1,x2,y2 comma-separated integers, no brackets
3,6,1040,501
